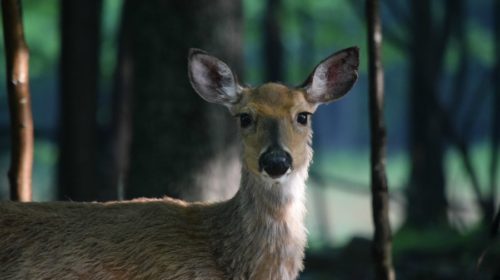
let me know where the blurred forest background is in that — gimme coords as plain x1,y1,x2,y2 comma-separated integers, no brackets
1,0,499,278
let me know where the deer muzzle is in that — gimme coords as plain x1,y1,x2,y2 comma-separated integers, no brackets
258,148,292,179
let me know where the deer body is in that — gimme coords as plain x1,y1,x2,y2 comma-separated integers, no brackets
0,47,359,280
1,167,306,279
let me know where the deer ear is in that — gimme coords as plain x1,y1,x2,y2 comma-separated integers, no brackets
188,48,243,107
301,47,359,104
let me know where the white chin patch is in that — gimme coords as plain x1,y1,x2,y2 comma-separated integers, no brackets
261,169,292,184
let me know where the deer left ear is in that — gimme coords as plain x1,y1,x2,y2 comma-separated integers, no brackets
301,47,359,104
188,48,243,108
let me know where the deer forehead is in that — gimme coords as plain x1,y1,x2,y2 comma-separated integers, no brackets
239,83,315,117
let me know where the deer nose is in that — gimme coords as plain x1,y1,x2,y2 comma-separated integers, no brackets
259,149,292,178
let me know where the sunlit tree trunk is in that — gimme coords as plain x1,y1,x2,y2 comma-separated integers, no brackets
1,0,34,202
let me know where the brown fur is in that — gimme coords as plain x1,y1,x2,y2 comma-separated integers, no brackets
1,163,308,279
236,83,316,177
0,84,311,280
0,47,358,280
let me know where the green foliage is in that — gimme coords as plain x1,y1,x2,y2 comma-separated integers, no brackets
0,140,57,201
97,0,123,126
307,143,498,247
242,0,368,85
446,142,500,194
444,20,495,72
242,0,264,84
467,21,495,67
21,0,60,77
313,149,410,191
0,0,122,91
393,225,467,255
32,140,57,201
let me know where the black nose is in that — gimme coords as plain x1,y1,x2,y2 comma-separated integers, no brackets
259,149,292,178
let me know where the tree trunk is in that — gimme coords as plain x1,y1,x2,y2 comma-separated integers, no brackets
1,0,34,202
100,0,134,201
263,0,283,82
406,0,453,228
58,0,102,201
366,0,395,279
125,0,242,202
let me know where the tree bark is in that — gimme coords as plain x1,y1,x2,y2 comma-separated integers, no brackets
264,0,283,82
125,0,243,202
366,0,395,279
406,0,460,228
1,0,34,202
105,0,134,200
58,0,102,201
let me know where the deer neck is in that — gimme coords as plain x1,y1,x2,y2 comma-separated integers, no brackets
211,166,308,279
236,167,307,225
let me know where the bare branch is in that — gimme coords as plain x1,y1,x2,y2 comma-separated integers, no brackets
1,0,34,202
433,97,488,219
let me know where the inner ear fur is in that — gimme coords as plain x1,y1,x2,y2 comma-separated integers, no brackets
188,48,242,106
300,46,359,104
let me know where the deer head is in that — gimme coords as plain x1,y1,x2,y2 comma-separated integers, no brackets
188,48,359,182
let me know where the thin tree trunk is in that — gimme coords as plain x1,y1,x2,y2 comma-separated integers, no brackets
107,0,134,200
58,0,102,201
1,0,34,202
366,0,395,279
434,98,489,221
489,0,500,222
492,207,500,238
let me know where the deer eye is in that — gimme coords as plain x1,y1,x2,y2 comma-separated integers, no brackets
296,112,310,125
239,113,253,128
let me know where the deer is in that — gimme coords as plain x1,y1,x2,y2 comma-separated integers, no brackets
0,47,359,280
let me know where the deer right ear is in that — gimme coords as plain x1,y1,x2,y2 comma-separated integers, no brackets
188,49,243,107
301,47,359,104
